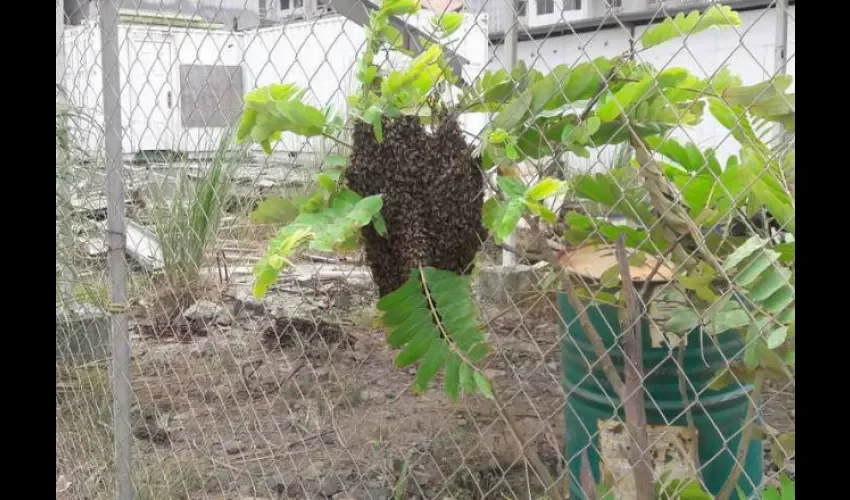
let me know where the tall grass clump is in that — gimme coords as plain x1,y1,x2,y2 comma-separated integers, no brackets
153,131,241,286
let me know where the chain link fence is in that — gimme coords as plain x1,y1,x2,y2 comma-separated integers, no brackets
56,0,795,499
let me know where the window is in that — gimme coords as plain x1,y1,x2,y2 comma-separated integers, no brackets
536,0,555,15
518,0,528,16
605,0,622,7
564,0,581,10
280,0,304,10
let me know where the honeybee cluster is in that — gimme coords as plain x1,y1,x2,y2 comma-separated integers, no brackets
345,113,485,296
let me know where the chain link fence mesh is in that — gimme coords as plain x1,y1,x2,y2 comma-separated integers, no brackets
56,0,795,499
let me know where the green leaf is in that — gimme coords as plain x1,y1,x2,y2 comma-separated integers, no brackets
734,251,780,287
765,326,788,349
597,77,653,122
459,363,475,395
526,177,567,201
779,473,795,500
748,267,790,302
324,154,347,167
524,200,557,223
497,198,525,241
641,5,741,49
497,176,527,199
473,371,495,400
665,309,700,333
347,195,384,226
373,213,388,236
722,76,792,108
414,341,449,392
492,89,533,133
378,268,489,398
488,128,509,144
249,195,302,225
562,58,615,102
482,197,502,232
381,0,421,16
444,354,461,401
434,12,464,35
723,235,769,271
761,286,794,315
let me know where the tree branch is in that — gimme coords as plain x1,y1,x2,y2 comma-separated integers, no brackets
615,235,654,500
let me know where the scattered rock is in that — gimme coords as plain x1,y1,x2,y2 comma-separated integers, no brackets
244,296,266,315
184,300,223,322
265,474,292,497
215,310,233,326
362,390,386,403
347,486,393,500
319,475,343,497
223,439,247,455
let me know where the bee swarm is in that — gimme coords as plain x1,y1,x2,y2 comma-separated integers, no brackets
345,113,485,296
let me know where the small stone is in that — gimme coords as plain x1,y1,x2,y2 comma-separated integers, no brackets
363,390,386,402
244,297,266,315
319,476,343,497
547,361,559,372
355,487,392,500
215,311,233,326
265,474,292,496
184,300,222,322
223,439,246,455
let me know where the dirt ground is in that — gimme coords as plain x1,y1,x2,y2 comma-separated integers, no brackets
56,257,795,500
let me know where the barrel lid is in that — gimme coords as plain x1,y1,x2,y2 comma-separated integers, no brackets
558,245,674,283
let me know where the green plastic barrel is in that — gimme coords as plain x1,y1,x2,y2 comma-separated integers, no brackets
558,294,762,498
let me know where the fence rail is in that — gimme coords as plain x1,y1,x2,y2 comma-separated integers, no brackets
56,1,795,499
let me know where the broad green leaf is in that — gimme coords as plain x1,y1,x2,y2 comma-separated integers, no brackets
665,309,699,333
347,195,384,226
723,235,769,271
394,327,435,368
380,24,404,48
497,176,527,199
444,354,461,400
414,341,449,392
324,154,347,167
748,267,790,302
780,474,795,500
761,286,794,315
459,363,475,395
482,197,502,231
705,309,751,335
492,90,533,133
765,326,788,349
563,58,615,102
473,371,495,400
249,196,301,225
497,198,526,241
734,251,779,287
722,76,792,107
488,128,509,144
526,177,567,201
381,0,421,16
641,5,741,49
434,12,464,35
525,200,557,223
597,77,653,122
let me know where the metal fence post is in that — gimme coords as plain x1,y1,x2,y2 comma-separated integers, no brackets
98,0,133,499
501,0,519,269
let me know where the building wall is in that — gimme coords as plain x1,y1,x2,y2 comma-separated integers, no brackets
59,13,490,155
488,5,796,167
